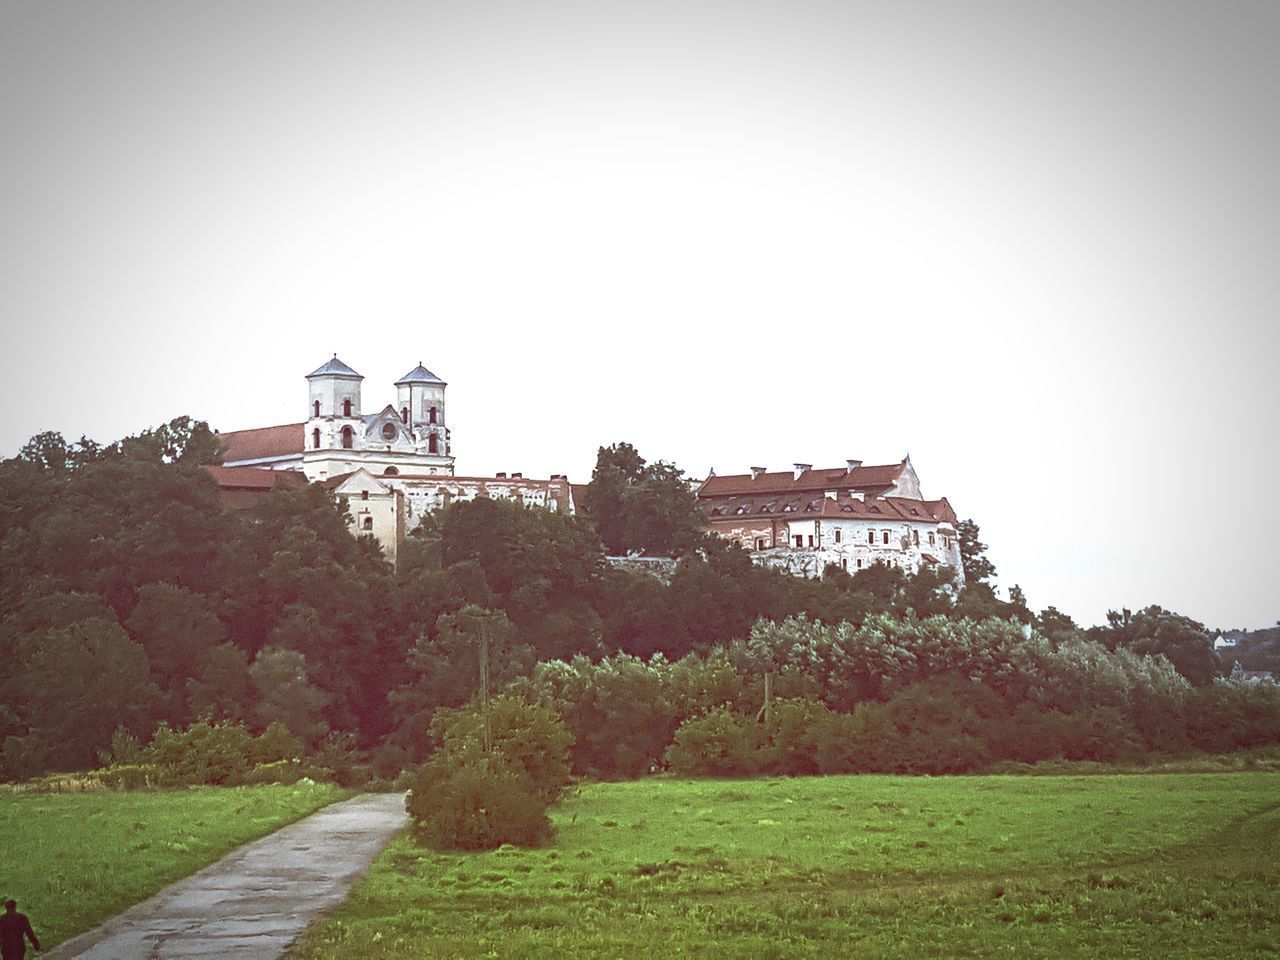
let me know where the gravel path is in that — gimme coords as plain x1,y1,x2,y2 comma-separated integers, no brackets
45,792,407,960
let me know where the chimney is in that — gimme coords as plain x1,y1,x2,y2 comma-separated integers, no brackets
495,472,507,479
846,459,863,474
793,462,812,481
550,473,565,481
750,466,767,480
512,472,522,479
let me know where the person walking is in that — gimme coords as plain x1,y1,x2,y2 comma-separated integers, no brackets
0,900,39,959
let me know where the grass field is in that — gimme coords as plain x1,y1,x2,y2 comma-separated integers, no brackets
0,781,345,948
292,773,1280,959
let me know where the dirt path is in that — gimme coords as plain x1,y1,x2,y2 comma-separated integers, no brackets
45,792,407,960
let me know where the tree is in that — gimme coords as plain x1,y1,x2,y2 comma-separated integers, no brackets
582,443,646,554
1092,606,1221,687
581,443,705,557
17,618,161,769
956,518,996,586
125,583,226,716
249,646,331,743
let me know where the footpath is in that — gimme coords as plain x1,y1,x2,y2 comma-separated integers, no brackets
45,792,407,960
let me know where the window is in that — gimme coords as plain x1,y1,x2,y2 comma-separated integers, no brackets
834,529,842,543
912,529,919,545
882,531,890,545
794,534,803,548
841,558,848,571
428,434,439,453
381,422,397,441
807,535,814,548
429,406,437,424
928,532,936,546
401,407,409,423
343,398,352,417
361,490,369,500
755,538,766,550
312,428,321,449
362,516,373,530
384,466,399,476
856,558,863,569
867,530,875,545
341,426,353,449
313,400,320,417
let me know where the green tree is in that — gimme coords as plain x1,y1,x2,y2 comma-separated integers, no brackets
17,618,161,769
125,583,226,717
956,518,997,586
249,646,331,744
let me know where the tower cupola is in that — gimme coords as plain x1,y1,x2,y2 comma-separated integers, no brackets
395,362,447,448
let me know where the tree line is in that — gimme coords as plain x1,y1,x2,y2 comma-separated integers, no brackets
0,423,1272,785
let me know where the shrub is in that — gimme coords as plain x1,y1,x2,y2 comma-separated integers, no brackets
241,759,306,785
406,758,552,850
144,720,256,785
429,696,573,803
664,707,762,776
91,763,159,790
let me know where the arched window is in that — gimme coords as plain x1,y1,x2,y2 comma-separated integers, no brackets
384,466,399,476
429,406,437,424
312,428,321,449
401,407,409,424
362,516,373,530
428,433,438,453
313,400,320,417
341,426,354,449
381,422,397,441
343,398,352,417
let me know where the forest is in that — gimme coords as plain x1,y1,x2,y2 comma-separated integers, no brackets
1,421,1276,786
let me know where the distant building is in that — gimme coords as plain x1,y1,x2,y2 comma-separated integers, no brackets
1229,662,1276,685
697,459,964,583
211,356,573,566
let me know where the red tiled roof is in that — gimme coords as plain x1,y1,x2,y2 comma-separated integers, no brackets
205,466,307,491
217,423,305,463
699,463,906,499
703,494,957,525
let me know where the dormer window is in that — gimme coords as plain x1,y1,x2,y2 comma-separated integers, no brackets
382,422,397,441
343,399,352,417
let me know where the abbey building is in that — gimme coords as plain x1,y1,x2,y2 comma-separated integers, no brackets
212,355,961,582
214,356,573,566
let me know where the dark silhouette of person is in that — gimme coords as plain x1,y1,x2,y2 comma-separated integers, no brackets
0,900,39,959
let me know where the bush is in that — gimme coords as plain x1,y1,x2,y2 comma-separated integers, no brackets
429,696,573,803
664,707,762,776
241,759,306,784
91,763,160,790
405,695,573,850
406,758,552,850
144,720,256,785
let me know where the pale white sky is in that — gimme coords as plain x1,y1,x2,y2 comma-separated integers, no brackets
2,1,1276,629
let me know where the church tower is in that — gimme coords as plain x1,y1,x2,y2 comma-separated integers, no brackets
395,362,449,458
306,355,363,451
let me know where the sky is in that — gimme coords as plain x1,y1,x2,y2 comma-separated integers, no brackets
1,1,1277,630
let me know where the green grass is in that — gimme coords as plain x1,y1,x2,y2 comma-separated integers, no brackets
292,773,1280,959
0,781,346,948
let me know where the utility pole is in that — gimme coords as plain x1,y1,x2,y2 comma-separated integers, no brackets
478,618,492,753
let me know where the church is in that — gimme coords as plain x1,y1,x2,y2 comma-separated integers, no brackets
213,356,574,566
